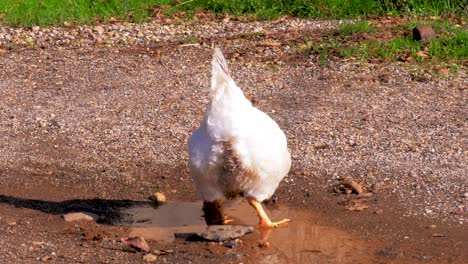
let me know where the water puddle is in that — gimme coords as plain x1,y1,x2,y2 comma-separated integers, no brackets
118,200,377,263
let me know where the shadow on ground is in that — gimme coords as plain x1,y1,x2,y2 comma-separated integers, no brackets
0,194,150,224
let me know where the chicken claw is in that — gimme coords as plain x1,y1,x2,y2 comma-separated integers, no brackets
247,197,290,229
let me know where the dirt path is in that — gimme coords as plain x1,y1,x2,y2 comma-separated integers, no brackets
0,18,467,263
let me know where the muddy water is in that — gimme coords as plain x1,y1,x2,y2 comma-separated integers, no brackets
118,201,377,263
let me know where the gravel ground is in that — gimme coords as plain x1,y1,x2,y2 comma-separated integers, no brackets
0,17,467,263
0,17,339,47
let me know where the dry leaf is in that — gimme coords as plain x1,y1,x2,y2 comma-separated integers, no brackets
415,51,429,59
258,41,282,47
438,68,450,75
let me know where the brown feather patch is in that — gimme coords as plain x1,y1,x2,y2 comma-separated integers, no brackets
219,141,258,198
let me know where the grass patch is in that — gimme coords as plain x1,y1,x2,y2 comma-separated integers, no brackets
338,21,375,36
0,0,174,26
0,0,466,26
308,19,467,68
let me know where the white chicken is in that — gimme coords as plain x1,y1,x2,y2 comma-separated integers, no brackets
188,48,291,228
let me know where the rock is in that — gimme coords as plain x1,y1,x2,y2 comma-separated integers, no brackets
176,225,254,242
33,241,46,247
314,142,329,149
199,225,254,242
121,236,150,252
377,247,400,258
413,25,436,42
348,139,357,147
258,240,271,248
149,192,166,204
40,255,53,262
63,212,98,222
223,239,242,248
343,177,363,194
143,253,157,262
374,209,384,215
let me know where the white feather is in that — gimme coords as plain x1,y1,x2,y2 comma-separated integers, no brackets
188,47,291,202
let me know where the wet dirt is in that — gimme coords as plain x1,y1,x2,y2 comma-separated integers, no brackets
118,201,378,263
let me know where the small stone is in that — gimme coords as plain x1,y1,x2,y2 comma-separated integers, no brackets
63,212,98,222
413,25,436,42
425,209,433,214
32,26,40,32
33,241,45,247
314,142,329,149
343,177,363,194
374,209,384,215
258,240,271,248
376,247,400,258
200,225,254,242
41,255,53,262
223,239,241,248
426,225,437,229
149,192,166,204
143,253,157,262
121,236,150,252
177,225,254,242
94,26,104,34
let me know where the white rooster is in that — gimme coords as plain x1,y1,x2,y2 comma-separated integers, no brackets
188,48,291,228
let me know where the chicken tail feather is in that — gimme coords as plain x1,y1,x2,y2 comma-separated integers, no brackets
211,47,232,94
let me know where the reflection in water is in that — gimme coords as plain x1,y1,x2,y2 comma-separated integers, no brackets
118,200,376,263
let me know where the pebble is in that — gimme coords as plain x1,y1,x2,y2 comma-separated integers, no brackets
143,253,157,262
150,192,167,204
63,212,98,222
121,236,150,252
176,225,254,242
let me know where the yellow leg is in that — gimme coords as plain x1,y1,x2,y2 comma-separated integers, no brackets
247,197,290,228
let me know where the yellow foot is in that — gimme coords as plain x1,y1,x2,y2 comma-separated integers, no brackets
257,218,290,229
223,216,235,224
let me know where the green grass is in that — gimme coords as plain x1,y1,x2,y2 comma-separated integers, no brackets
0,0,466,26
338,21,375,36
309,19,467,67
0,0,173,26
